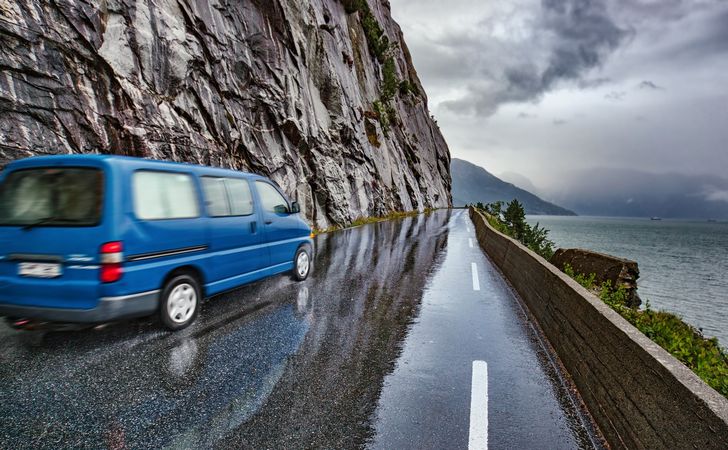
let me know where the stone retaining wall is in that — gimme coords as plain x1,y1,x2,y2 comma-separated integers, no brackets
469,208,728,449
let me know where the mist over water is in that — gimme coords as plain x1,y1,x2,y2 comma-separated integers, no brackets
526,216,728,346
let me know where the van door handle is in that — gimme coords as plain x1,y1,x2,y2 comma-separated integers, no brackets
265,220,273,225
251,221,257,234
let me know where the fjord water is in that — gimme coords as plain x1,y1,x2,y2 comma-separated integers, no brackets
526,216,728,346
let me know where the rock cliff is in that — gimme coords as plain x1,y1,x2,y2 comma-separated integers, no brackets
0,0,451,227
550,248,641,308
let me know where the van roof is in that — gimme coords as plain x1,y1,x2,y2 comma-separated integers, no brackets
4,154,262,178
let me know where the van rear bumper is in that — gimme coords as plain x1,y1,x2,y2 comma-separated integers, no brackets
0,290,159,323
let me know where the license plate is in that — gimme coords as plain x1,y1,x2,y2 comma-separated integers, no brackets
18,262,62,278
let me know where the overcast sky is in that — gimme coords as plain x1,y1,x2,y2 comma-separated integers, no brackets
389,0,728,191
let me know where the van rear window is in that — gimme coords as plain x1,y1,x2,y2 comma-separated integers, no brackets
0,167,103,227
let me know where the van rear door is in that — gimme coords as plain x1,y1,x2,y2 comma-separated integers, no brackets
120,170,206,294
0,167,107,310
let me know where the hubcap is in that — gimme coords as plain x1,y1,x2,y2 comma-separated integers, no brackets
167,283,197,324
297,252,310,278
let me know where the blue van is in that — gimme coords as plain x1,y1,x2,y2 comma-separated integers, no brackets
0,155,313,330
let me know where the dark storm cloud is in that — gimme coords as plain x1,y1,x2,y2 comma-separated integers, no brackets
539,0,629,84
441,0,631,115
389,0,728,188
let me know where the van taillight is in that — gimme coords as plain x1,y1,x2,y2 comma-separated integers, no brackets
100,241,124,283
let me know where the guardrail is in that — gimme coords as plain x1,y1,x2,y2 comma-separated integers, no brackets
469,207,728,449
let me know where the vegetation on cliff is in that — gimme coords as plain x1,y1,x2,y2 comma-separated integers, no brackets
343,0,419,135
563,264,728,398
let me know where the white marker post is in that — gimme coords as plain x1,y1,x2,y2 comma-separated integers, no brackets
469,360,489,450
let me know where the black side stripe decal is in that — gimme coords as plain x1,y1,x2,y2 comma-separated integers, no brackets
127,245,208,262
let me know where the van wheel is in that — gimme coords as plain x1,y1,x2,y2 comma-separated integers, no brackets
293,246,311,281
160,275,200,331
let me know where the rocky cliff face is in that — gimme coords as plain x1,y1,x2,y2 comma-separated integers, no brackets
0,0,451,227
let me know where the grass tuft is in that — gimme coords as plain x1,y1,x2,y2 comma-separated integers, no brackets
313,208,436,235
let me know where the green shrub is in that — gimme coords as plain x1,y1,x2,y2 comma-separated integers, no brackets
563,268,728,398
346,1,412,137
485,214,508,234
372,100,390,135
399,79,419,97
385,102,397,127
503,199,527,240
346,0,390,62
476,200,555,259
563,264,596,290
524,222,555,260
342,0,367,14
382,57,399,102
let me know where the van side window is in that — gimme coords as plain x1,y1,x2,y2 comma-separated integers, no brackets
226,179,254,216
201,177,253,217
201,177,230,217
133,171,199,220
255,181,288,212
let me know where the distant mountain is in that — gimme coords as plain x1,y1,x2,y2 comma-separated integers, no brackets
543,168,728,219
451,159,577,215
499,171,541,196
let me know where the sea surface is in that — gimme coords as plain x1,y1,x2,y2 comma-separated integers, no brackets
525,215,728,346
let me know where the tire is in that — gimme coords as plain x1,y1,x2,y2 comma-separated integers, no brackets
293,246,311,281
160,274,201,331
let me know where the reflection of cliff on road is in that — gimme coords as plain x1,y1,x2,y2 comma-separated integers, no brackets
219,211,451,448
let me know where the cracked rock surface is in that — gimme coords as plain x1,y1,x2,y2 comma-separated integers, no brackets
0,0,451,227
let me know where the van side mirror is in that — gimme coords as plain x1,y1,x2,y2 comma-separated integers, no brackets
290,201,301,214
274,204,289,215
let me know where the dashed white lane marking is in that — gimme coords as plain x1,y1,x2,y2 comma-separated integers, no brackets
471,263,480,291
469,360,489,450
469,238,474,248
467,225,471,232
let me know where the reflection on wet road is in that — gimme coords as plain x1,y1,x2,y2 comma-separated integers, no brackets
0,210,600,449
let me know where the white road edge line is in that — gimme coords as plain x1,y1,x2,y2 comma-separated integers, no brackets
469,360,489,450
471,262,480,291
469,238,474,248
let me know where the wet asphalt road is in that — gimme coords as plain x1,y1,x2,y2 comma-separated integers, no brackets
0,210,602,449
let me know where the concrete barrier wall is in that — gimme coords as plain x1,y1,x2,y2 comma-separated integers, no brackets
469,208,728,449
